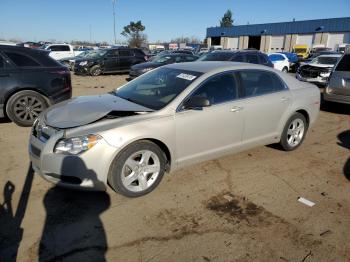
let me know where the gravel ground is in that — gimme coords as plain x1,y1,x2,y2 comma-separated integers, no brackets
0,73,349,262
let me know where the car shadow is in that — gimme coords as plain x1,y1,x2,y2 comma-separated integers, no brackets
38,158,111,262
320,94,350,115
337,130,350,181
0,117,11,124
0,166,35,261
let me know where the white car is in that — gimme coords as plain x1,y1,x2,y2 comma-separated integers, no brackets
43,44,83,60
268,53,290,72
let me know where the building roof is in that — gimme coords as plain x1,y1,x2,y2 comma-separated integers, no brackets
207,17,350,37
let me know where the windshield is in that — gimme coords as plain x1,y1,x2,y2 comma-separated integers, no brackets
153,55,174,63
198,52,233,61
114,67,202,110
293,48,307,53
84,50,107,59
311,56,339,65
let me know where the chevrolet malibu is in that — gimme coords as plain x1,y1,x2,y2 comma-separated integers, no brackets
29,62,320,197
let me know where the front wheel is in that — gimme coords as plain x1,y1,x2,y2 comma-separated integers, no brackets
108,141,167,197
279,112,308,151
90,65,102,76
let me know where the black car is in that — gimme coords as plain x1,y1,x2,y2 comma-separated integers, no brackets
129,53,198,79
198,50,273,67
74,48,147,76
0,45,71,126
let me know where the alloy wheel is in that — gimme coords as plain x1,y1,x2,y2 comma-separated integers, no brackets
287,119,305,147
13,95,44,122
121,150,161,192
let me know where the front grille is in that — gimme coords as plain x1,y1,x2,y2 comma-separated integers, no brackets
46,173,82,184
30,144,41,157
300,68,320,78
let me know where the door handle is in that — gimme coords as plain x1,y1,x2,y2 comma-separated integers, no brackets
230,106,243,112
281,97,290,102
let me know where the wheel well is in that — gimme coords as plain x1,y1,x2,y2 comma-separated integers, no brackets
146,138,172,171
296,109,310,126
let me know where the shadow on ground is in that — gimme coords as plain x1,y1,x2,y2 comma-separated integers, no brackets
0,166,34,262
0,159,111,262
337,130,350,181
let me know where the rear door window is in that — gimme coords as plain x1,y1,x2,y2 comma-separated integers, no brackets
191,72,238,105
238,70,286,97
0,55,4,69
50,45,70,51
119,50,132,57
4,52,40,67
335,54,350,71
232,53,245,62
246,53,259,64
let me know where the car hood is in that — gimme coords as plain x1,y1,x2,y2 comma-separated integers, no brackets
44,93,154,129
305,63,335,68
132,62,164,70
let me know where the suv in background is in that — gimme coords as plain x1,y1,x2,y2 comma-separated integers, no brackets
74,48,147,76
324,53,350,104
198,50,273,67
0,45,72,126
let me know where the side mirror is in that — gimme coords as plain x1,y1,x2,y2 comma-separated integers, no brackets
183,96,211,110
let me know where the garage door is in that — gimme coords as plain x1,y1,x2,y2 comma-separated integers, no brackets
269,35,285,52
227,37,239,50
296,34,314,46
327,33,350,50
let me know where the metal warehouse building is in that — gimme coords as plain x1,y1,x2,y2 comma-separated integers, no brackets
206,17,350,52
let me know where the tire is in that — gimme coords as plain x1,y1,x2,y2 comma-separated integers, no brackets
90,65,102,76
108,140,167,197
279,112,308,151
282,67,288,73
5,90,48,127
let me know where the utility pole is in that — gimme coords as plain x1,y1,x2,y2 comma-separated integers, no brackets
112,0,117,44
89,24,92,43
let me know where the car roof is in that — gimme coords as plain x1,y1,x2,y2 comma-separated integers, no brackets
165,61,271,73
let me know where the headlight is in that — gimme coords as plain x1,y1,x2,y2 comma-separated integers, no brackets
141,68,153,72
54,134,101,155
320,72,331,78
79,61,88,66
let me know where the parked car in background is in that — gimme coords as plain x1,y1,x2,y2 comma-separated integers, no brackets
268,53,290,72
337,43,350,53
17,41,42,49
293,44,309,60
0,45,71,126
59,50,91,70
304,50,340,63
74,48,147,76
28,62,320,197
296,54,342,86
42,44,83,60
324,53,350,104
129,53,198,79
277,52,299,72
198,50,273,67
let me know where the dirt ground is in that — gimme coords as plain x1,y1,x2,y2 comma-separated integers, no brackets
0,74,349,262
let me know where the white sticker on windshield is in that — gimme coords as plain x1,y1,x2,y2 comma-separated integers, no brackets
176,73,197,81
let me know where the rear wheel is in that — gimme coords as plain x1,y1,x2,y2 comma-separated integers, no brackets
279,112,307,151
6,90,47,127
90,65,102,76
282,67,288,73
108,140,167,197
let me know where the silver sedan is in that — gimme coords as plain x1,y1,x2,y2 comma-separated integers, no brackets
29,62,320,197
